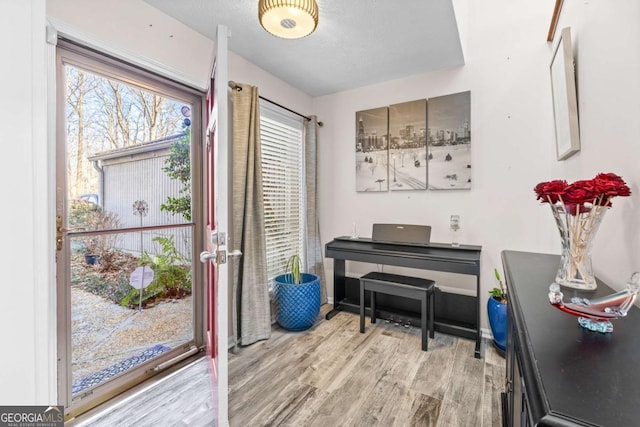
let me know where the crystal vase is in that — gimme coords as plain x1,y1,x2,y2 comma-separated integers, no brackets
550,203,608,291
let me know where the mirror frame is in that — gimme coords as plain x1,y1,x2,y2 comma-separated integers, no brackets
550,27,580,161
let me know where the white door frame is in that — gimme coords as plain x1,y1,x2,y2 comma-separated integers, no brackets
47,22,213,419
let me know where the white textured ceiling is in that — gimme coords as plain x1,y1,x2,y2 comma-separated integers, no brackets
145,0,465,97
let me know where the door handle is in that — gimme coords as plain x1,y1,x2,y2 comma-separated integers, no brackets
199,249,242,265
56,215,86,251
56,215,86,234
200,250,217,264
60,226,86,233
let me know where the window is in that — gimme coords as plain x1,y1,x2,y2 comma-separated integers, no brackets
260,101,305,281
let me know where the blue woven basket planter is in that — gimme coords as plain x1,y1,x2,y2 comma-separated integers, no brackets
274,273,321,331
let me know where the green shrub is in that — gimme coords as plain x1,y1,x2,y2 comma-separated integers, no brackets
120,235,192,308
161,128,191,221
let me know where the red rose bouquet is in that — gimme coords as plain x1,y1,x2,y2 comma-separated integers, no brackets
535,173,631,214
534,173,631,290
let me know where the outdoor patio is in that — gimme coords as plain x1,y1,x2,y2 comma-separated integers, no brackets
71,287,193,393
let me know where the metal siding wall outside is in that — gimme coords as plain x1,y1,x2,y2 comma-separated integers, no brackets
103,154,192,259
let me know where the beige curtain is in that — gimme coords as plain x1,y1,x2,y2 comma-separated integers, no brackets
304,116,327,304
231,83,271,346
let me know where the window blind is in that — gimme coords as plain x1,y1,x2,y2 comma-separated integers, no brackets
260,102,305,282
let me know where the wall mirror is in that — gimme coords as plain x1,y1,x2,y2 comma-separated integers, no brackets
550,26,580,160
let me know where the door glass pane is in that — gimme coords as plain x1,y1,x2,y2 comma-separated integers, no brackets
64,65,193,230
63,63,195,396
69,227,193,394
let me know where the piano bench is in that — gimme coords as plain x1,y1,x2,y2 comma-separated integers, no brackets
359,271,435,351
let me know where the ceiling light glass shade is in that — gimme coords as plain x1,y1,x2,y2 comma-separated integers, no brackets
258,0,319,39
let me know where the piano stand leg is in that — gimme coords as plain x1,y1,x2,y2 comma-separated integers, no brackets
325,307,343,320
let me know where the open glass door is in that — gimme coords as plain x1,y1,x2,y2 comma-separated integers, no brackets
56,42,205,420
200,25,231,426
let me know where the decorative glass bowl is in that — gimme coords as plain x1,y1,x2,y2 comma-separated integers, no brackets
548,272,640,333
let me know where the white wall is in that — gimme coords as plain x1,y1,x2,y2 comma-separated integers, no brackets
550,0,640,288
0,1,52,404
314,0,640,329
229,52,313,117
47,0,214,90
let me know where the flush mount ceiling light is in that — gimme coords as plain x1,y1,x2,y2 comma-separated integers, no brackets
258,0,319,39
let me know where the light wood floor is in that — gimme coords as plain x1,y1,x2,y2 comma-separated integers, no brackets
72,305,505,426
71,357,215,427
229,307,505,427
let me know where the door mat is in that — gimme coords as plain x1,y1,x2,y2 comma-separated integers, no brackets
72,344,171,395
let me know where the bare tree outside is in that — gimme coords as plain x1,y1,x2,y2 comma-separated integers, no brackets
66,68,99,196
65,65,183,198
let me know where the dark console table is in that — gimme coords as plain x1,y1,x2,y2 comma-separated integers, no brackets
502,250,640,426
325,237,482,358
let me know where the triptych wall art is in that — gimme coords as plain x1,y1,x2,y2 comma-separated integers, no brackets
355,91,471,192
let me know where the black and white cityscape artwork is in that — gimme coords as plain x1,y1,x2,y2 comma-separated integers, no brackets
427,91,471,190
356,107,389,192
389,100,427,190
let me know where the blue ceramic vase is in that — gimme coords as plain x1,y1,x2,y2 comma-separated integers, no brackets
487,296,507,352
274,273,321,331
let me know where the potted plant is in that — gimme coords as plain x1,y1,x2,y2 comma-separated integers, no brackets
83,236,101,265
488,268,507,354
273,254,321,331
